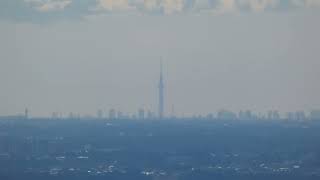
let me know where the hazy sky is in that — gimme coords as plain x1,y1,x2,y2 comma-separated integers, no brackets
1,0,320,117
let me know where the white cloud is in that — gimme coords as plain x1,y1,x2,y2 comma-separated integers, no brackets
94,0,189,15
3,0,320,22
292,0,305,7
292,0,320,8
210,0,279,14
305,0,320,7
192,0,214,12
162,0,185,14
25,0,72,12
144,0,159,11
96,0,136,11
26,0,320,15
238,0,279,12
212,0,238,14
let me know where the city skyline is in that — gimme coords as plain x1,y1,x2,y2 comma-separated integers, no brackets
0,55,319,117
1,1,320,116
1,56,320,117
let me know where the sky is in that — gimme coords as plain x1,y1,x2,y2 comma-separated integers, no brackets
0,0,320,117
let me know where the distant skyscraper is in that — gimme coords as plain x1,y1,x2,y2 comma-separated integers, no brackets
158,59,164,119
117,111,124,119
147,110,155,119
52,112,58,119
295,111,306,121
217,109,237,120
25,108,29,119
68,112,74,119
109,109,116,120
138,109,145,119
310,110,320,120
171,104,175,118
273,110,280,120
97,109,103,119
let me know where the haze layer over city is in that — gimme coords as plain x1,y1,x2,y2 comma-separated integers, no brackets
1,1,320,180
1,0,320,118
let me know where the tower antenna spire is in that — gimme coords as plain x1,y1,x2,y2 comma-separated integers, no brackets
158,57,164,119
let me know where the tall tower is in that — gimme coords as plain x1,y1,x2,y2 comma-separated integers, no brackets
158,59,164,119
25,108,29,119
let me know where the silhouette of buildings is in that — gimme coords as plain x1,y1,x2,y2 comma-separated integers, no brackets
97,109,103,119
267,110,280,120
117,111,124,119
25,108,29,119
109,109,116,120
295,111,306,121
147,110,155,119
217,109,237,120
286,111,306,121
138,109,145,120
310,110,320,120
239,110,254,120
